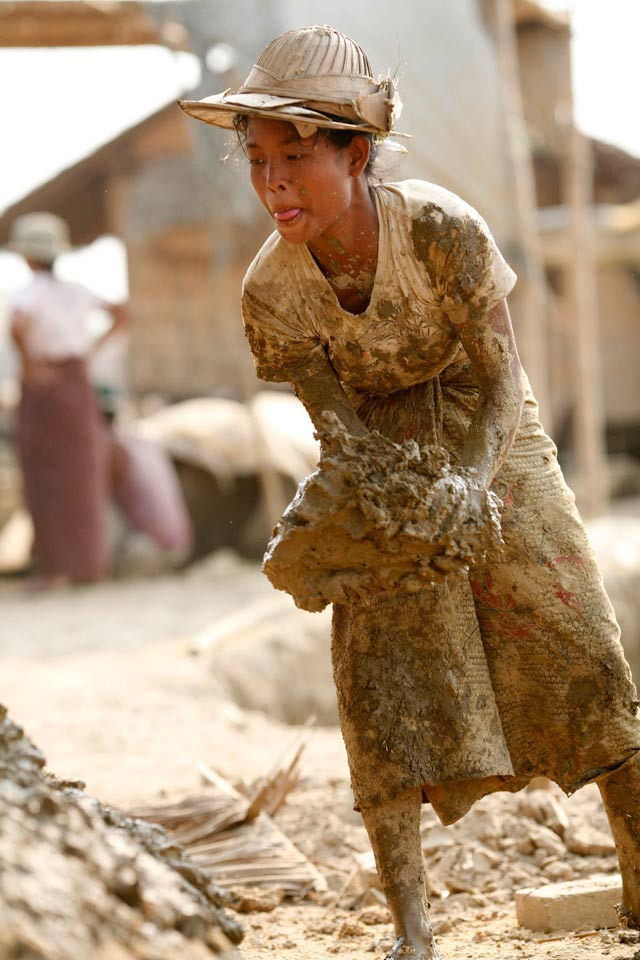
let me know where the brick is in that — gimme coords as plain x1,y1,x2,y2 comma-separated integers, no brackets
515,876,623,932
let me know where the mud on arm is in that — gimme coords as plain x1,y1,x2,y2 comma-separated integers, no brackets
242,289,367,444
445,297,525,489
293,353,369,444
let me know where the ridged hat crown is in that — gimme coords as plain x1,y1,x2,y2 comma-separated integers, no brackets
178,24,406,138
251,25,374,87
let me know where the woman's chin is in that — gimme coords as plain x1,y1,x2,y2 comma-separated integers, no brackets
274,213,311,244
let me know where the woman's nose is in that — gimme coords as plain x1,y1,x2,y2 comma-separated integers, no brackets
265,160,288,191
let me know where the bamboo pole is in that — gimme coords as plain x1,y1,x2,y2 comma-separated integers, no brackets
493,0,552,432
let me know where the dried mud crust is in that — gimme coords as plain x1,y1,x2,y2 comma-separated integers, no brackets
0,704,242,960
263,413,503,612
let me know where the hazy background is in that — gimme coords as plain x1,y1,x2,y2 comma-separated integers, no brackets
0,0,638,299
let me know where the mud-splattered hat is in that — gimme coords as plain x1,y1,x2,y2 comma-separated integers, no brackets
178,24,406,140
7,212,71,264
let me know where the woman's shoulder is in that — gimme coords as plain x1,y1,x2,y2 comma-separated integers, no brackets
242,230,301,302
377,179,516,306
377,179,488,227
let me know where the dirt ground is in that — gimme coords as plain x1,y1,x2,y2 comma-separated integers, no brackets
2,551,640,960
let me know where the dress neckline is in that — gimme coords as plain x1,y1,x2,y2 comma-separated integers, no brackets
300,185,385,318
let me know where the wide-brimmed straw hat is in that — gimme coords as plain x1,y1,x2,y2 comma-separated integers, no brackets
7,212,71,264
178,24,406,139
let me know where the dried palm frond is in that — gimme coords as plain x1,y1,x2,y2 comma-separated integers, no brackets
129,721,326,897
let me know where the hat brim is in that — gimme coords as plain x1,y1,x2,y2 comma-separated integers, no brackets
178,91,408,137
4,239,70,262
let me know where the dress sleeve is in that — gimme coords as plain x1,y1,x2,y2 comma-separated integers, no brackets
413,199,517,312
242,288,329,384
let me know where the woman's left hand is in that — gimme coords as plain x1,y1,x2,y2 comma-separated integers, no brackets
425,473,504,578
428,473,500,536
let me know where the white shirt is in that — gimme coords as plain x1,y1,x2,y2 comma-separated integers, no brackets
11,272,98,360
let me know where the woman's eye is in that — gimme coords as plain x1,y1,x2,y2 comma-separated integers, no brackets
287,153,303,161
248,158,264,166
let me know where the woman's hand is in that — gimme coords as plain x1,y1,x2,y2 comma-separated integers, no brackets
90,302,129,357
426,473,504,578
428,473,502,538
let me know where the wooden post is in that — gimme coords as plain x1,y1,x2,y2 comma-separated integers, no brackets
493,0,552,432
547,1,609,517
563,90,609,516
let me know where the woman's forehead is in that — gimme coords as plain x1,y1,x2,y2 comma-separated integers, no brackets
245,116,302,147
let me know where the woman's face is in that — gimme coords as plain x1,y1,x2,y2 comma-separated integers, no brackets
244,117,365,246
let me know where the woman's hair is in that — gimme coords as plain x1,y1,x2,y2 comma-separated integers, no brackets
231,114,400,184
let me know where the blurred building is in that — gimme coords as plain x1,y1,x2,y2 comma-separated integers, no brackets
515,6,640,459
0,0,638,460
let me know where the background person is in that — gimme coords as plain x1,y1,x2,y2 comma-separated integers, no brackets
8,212,127,587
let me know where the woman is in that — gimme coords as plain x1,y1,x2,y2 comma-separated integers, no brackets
180,26,640,959
8,212,126,587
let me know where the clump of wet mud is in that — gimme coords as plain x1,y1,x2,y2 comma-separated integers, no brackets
0,704,242,959
264,414,503,612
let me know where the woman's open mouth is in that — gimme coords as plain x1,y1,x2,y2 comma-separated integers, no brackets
273,208,302,223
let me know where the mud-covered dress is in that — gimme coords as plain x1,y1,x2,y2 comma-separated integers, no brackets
242,178,640,824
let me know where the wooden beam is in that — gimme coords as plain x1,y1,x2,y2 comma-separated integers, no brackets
0,1,164,47
551,21,609,517
539,204,640,268
564,124,609,517
483,0,570,34
513,0,569,31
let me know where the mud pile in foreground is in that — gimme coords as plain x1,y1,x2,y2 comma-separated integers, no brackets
264,414,503,611
0,704,242,960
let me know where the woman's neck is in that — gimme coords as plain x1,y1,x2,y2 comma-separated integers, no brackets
308,183,379,311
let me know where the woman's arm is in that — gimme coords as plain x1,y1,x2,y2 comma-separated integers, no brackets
90,302,128,354
293,354,369,440
445,297,525,488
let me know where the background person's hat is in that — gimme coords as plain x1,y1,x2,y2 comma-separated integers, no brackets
179,25,407,139
7,212,71,264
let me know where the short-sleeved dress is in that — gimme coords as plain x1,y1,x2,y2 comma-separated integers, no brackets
242,179,640,825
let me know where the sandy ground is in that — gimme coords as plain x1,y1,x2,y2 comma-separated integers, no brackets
2,551,640,960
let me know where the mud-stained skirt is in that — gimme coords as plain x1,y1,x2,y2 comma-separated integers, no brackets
18,359,111,582
332,362,640,825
